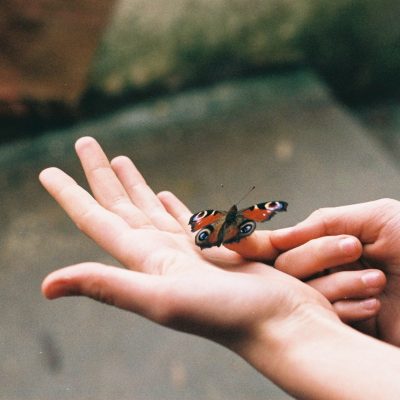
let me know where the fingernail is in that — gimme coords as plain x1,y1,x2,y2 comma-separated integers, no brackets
361,298,378,310
361,271,383,288
339,237,358,255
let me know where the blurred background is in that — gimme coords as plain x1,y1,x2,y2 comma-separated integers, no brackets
1,1,400,399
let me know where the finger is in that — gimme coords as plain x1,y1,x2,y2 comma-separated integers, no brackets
157,190,193,233
308,269,386,302
333,298,381,323
111,156,182,232
42,263,167,322
75,137,151,228
270,199,397,253
224,231,280,262
275,235,362,278
39,167,151,268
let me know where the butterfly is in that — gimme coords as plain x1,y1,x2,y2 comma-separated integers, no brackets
189,200,288,249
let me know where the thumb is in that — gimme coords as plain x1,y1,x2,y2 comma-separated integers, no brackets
224,230,280,261
42,263,165,320
270,199,394,251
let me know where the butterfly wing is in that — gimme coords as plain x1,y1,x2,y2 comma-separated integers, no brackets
189,201,288,249
189,209,228,249
220,201,287,245
194,218,227,249
189,210,226,232
240,201,288,222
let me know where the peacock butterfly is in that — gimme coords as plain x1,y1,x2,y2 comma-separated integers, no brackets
189,200,288,249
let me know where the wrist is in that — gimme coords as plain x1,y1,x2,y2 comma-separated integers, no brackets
235,302,339,388
234,304,400,400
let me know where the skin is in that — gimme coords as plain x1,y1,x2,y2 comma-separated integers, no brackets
40,137,400,399
270,199,400,345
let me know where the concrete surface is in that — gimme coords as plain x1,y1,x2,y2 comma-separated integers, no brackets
1,70,400,399
355,102,400,167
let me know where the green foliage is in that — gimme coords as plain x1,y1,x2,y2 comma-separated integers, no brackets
90,0,306,95
299,0,400,101
89,0,400,102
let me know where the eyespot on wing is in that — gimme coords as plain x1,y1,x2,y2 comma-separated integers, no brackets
195,225,222,248
241,201,288,222
189,210,226,232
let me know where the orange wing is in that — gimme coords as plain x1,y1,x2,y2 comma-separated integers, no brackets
188,210,226,232
241,201,288,222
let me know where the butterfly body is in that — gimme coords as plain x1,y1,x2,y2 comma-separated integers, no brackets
189,201,287,249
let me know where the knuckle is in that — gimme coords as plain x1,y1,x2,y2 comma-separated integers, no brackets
274,253,289,271
108,195,130,211
80,266,117,306
152,295,183,327
305,207,334,232
75,208,96,232
146,278,185,327
309,207,332,219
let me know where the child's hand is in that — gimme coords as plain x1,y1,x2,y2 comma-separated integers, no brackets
39,138,400,399
228,220,386,326
271,200,400,344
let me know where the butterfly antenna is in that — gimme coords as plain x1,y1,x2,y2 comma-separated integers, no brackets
236,185,256,206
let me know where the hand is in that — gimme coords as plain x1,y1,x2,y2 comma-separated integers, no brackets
40,137,377,326
40,138,400,399
268,199,400,345
227,232,386,325
41,137,335,347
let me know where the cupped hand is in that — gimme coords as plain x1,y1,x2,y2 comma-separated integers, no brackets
228,229,386,325
268,200,400,345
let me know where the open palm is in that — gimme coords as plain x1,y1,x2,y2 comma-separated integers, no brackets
40,137,336,347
